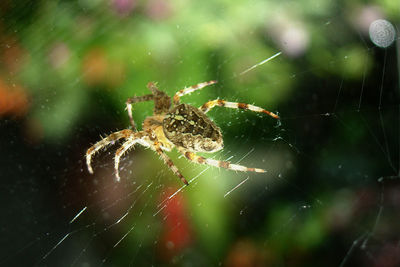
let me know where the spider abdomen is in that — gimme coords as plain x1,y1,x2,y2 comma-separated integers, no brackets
163,104,223,152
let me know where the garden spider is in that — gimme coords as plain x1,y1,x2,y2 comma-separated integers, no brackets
86,81,279,185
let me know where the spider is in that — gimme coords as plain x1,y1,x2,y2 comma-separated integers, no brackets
86,81,279,185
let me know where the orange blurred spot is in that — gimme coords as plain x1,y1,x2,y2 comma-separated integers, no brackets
82,48,126,88
0,77,29,116
1,35,27,75
82,48,108,86
225,240,273,267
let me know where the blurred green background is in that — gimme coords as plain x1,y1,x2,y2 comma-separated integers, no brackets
1,0,399,266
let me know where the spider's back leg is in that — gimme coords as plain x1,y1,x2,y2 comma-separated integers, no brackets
153,141,189,185
86,129,134,174
178,148,266,173
200,99,279,119
173,80,217,106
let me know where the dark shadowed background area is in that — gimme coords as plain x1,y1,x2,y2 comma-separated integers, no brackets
0,0,399,266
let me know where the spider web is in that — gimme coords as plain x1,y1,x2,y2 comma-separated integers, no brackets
1,1,399,266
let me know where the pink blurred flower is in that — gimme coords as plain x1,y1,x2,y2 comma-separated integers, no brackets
145,0,172,21
111,0,136,17
266,17,309,58
48,42,70,69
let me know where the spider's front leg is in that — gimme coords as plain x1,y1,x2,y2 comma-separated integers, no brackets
173,80,217,106
86,129,134,174
200,99,279,119
178,148,266,174
126,94,153,130
114,131,147,181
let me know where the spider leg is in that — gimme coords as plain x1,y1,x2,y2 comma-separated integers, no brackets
199,99,279,119
114,132,147,181
146,82,161,94
126,94,153,130
173,80,217,106
153,141,189,185
86,129,134,174
147,82,172,115
178,148,266,174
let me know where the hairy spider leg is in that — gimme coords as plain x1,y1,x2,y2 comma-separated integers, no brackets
199,99,279,119
86,129,134,174
146,81,162,94
147,82,172,114
153,141,189,185
126,94,153,130
114,132,147,181
178,148,266,173
173,80,218,106
125,82,172,130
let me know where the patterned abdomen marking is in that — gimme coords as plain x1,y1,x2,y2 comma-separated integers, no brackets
163,104,223,152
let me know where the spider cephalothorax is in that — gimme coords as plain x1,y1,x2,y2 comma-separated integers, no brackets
86,81,279,185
